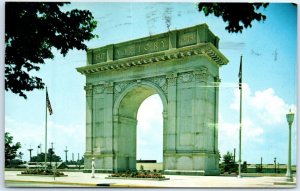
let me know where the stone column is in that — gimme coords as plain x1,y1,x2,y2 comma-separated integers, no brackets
112,115,119,172
103,82,114,171
164,74,177,171
93,84,105,155
103,83,114,151
214,76,221,154
162,110,168,171
84,84,93,169
166,73,177,152
193,67,209,151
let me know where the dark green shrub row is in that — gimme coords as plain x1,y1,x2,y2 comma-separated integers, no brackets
21,169,64,176
109,170,165,179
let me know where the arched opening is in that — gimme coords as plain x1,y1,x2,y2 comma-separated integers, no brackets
136,94,163,170
113,83,167,172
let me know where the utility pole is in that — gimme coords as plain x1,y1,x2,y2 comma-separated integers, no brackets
72,153,74,162
233,148,236,163
274,157,277,173
261,157,263,172
64,146,68,162
78,153,80,170
50,142,54,167
28,146,33,162
238,55,243,178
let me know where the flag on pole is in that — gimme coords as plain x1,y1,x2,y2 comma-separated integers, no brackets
238,55,243,90
46,89,53,115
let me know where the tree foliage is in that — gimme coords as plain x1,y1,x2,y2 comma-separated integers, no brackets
221,151,237,174
5,132,22,167
198,3,269,33
5,2,98,98
7,159,25,168
31,150,62,162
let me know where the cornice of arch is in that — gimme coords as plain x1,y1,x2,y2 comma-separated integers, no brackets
76,43,228,75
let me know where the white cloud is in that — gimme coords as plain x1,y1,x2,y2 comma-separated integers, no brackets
218,115,264,154
220,83,295,157
230,83,296,126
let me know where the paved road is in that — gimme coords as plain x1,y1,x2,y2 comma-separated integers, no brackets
4,171,297,188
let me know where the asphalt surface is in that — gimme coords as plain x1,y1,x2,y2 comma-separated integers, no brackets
4,171,297,188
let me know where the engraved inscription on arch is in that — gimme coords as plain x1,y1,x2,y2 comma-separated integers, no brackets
93,50,107,63
114,37,169,60
178,32,197,47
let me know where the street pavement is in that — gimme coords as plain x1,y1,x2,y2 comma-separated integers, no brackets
4,171,297,188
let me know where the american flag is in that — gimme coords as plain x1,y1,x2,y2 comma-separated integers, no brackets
46,89,53,115
238,55,243,90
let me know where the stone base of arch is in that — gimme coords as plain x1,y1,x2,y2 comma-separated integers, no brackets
83,153,219,175
164,170,219,176
83,153,114,173
164,152,220,176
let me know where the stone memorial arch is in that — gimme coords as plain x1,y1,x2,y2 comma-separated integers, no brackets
77,24,228,175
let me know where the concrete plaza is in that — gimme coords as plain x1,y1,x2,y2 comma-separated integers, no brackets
4,171,296,188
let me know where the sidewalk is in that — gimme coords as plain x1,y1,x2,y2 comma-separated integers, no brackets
4,171,297,188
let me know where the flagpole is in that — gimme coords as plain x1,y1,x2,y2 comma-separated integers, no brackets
45,87,48,170
238,55,243,178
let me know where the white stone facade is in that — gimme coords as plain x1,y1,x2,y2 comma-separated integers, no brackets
77,24,228,175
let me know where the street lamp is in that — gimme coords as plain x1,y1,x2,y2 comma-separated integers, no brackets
286,109,294,182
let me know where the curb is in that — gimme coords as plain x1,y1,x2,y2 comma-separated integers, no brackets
5,180,97,187
105,177,170,181
5,180,161,188
5,179,297,188
273,181,296,186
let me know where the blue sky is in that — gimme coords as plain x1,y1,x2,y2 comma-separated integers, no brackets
5,3,297,165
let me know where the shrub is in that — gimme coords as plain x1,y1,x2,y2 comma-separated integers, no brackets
109,171,165,179
21,169,64,176
139,165,144,171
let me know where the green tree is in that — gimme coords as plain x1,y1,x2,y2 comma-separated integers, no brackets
198,3,269,33
5,132,22,167
79,156,84,165
241,161,247,173
255,164,263,173
31,151,62,163
5,2,98,98
222,151,238,174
